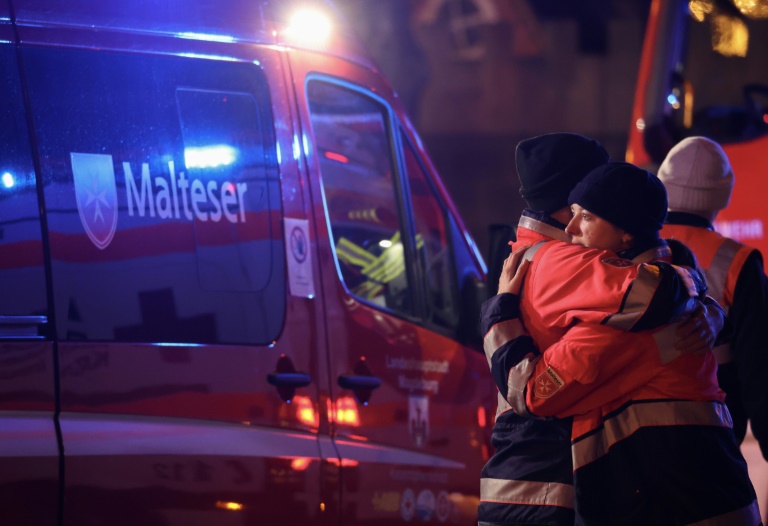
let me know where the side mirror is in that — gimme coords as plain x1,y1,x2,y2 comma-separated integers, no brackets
458,275,487,351
487,223,515,297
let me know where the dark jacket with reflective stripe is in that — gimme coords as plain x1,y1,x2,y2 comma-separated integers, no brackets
663,212,768,461
572,399,759,526
479,212,583,526
480,291,575,526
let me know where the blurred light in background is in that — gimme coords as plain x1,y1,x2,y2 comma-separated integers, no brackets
712,13,749,56
184,145,237,168
2,172,14,188
733,0,768,18
667,92,681,109
286,7,332,44
689,0,714,22
215,500,244,511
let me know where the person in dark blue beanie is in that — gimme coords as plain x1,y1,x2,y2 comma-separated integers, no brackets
566,161,669,258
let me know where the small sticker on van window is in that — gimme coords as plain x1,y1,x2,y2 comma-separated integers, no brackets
285,218,315,298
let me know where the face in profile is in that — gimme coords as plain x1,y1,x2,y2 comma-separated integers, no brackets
566,203,632,253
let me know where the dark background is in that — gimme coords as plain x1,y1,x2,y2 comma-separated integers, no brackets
333,0,651,258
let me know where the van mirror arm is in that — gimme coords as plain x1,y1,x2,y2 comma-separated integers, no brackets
487,223,515,297
458,275,488,352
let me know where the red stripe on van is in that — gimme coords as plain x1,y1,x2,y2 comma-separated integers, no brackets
47,210,280,262
0,241,45,269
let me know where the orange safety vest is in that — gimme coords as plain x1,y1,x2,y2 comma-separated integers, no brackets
662,223,754,364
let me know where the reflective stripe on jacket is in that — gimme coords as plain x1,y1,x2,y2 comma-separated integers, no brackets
661,223,753,365
480,290,574,525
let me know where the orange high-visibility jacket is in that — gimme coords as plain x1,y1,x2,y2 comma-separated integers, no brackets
662,222,754,364
663,217,768,460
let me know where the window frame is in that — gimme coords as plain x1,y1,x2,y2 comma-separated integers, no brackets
307,75,461,337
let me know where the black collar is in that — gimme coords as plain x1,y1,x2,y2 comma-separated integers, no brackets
665,211,714,230
619,237,667,261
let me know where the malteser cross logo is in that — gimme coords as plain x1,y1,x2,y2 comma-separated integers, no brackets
71,153,118,250
534,367,565,399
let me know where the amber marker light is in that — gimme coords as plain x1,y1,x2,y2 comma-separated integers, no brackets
215,501,244,511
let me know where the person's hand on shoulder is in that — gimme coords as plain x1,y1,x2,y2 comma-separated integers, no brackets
498,245,531,295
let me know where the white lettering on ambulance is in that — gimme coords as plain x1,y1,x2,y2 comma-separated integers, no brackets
714,219,764,241
398,375,439,394
124,160,247,223
124,162,155,217
386,356,449,374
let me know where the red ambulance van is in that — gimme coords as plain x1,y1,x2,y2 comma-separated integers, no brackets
0,0,495,523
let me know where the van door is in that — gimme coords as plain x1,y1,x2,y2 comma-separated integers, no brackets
16,23,333,526
291,51,493,524
0,23,59,525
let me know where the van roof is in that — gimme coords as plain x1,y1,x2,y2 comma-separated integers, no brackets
9,0,378,70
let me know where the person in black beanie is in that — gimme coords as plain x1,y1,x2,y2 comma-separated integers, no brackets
477,134,733,526
479,132,612,526
516,132,610,217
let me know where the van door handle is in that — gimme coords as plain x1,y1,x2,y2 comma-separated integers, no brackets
338,358,380,404
0,315,47,339
268,355,311,402
267,372,312,387
337,375,382,390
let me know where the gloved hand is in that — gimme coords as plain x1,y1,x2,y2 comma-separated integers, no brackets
675,296,731,354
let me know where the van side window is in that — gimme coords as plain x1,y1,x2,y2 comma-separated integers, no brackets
176,88,276,293
307,80,414,316
23,48,284,344
401,132,458,329
0,46,48,335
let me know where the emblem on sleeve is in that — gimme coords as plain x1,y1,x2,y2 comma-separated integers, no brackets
534,367,565,399
602,256,634,268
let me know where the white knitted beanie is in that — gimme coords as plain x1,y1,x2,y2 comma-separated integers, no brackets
657,136,734,212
